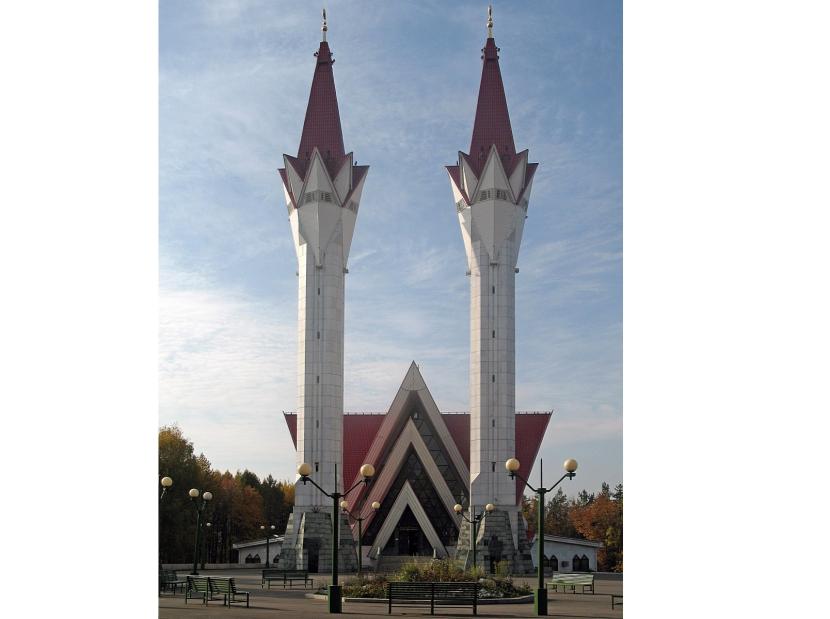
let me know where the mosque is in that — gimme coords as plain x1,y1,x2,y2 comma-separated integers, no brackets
276,9,550,575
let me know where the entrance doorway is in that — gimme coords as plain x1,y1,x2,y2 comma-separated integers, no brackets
384,506,432,556
305,538,320,573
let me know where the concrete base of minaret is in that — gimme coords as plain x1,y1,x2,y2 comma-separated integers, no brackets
280,508,358,572
453,509,534,574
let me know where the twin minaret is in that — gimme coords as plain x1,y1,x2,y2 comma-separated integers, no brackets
277,17,367,572
278,10,535,572
445,13,537,572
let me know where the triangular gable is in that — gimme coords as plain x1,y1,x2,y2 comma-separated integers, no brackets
369,481,448,559
473,144,515,204
355,418,461,534
348,362,469,502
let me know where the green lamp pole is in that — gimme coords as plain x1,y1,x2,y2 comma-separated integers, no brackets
260,524,276,566
188,488,213,575
296,461,376,613
341,498,380,577
159,476,173,572
506,457,578,616
453,501,495,573
204,522,212,565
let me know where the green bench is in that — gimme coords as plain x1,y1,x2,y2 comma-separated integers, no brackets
549,573,594,594
210,577,250,608
185,576,216,605
387,582,479,615
159,569,187,595
261,568,314,589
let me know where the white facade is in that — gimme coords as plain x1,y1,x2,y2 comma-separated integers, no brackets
285,149,366,512
453,146,534,543
528,535,603,572
233,536,284,565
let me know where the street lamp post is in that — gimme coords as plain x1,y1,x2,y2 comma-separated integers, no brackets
296,462,376,613
453,501,495,573
189,488,213,575
340,498,380,577
505,457,578,616
260,524,277,566
202,522,212,569
159,476,173,571
160,476,173,500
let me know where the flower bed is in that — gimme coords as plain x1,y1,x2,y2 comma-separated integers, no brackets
341,559,532,600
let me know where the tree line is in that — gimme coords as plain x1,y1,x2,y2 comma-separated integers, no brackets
158,425,295,564
521,482,623,572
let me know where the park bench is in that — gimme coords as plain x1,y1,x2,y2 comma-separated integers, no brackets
549,573,594,594
209,577,250,608
159,569,187,595
261,568,314,589
184,576,224,604
387,582,479,615
185,576,215,605
612,594,623,609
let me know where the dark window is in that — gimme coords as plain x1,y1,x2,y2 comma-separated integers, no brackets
363,447,462,548
550,554,559,572
253,554,261,563
572,555,581,571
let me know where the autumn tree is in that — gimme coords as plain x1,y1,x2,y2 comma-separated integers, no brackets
568,483,623,572
544,488,578,537
158,426,294,565
158,425,212,563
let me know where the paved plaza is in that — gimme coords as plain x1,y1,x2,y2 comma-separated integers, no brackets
159,571,622,618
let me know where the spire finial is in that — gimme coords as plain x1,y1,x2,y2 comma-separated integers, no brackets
321,8,328,42
487,5,493,38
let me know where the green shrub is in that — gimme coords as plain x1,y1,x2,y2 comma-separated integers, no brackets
342,558,531,599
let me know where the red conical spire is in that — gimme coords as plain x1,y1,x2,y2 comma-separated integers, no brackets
469,31,516,176
296,32,345,178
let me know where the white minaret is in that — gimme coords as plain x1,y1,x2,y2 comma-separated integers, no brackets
446,7,537,572
277,11,368,572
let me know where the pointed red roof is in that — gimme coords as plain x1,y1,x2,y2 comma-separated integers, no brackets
469,37,516,177
283,411,551,504
295,40,346,178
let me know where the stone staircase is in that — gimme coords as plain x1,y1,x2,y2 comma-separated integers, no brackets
376,554,434,574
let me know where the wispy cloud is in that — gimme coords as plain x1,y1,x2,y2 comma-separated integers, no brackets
160,1,622,491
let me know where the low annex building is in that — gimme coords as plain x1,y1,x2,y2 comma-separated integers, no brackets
284,363,550,573
528,534,604,573
233,536,284,566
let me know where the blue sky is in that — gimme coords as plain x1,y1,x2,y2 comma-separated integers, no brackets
159,0,622,496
